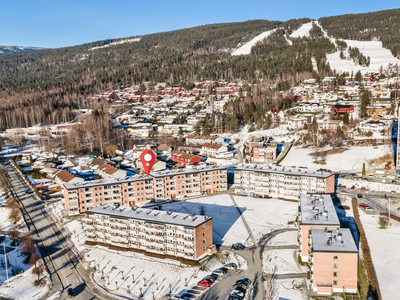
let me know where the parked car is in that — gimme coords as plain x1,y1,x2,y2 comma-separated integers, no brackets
397,207,400,211
391,190,395,194
67,288,75,298
228,295,244,300
232,243,245,250
198,280,212,287
392,180,396,184
365,206,374,212
351,186,355,190
357,194,363,199
340,190,349,194
212,267,228,276
235,278,251,287
359,203,368,209
203,275,217,283
224,263,238,270
232,286,247,296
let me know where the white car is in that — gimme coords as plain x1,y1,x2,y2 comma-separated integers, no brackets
365,206,374,212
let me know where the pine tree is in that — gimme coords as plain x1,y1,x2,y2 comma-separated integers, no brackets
362,163,366,176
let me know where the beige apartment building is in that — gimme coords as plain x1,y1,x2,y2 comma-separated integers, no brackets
84,204,214,261
298,194,340,261
310,228,358,295
235,165,335,200
63,165,228,215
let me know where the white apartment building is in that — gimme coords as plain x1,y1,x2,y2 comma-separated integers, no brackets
235,165,335,200
84,204,214,261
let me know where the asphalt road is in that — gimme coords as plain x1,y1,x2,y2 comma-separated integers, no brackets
340,189,400,217
1,159,104,300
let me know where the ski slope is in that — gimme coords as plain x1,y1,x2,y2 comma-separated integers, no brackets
232,29,276,55
290,22,313,38
327,40,400,73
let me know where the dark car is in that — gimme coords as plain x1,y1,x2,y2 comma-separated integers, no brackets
67,288,75,298
232,243,245,250
235,278,251,287
212,267,228,276
228,295,244,300
357,194,363,199
203,275,217,283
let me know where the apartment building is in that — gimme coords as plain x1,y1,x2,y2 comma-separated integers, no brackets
63,165,228,215
235,165,335,200
298,194,340,261
84,204,214,261
310,228,358,295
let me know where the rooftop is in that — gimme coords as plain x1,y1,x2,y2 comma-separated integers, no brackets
300,194,340,226
311,227,358,253
236,164,333,179
86,204,211,228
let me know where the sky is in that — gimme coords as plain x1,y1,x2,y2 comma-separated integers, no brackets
1,0,399,48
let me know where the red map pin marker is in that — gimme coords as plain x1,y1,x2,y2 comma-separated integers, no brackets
140,150,156,176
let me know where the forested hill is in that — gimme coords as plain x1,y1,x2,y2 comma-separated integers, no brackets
0,45,45,53
0,8,399,130
320,8,400,58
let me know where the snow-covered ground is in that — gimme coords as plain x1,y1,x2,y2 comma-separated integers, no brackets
281,145,392,172
160,195,298,246
80,244,245,300
0,207,12,231
265,278,307,300
359,210,400,300
232,29,277,56
338,178,400,194
327,40,400,73
264,249,306,275
266,230,298,246
228,127,299,146
290,22,313,38
234,196,298,242
0,238,50,300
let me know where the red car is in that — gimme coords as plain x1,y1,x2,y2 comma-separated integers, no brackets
359,203,368,209
198,280,212,287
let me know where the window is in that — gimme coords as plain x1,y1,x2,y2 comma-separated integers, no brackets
333,263,338,268
333,255,338,260
333,280,338,286
203,232,205,236
203,246,206,251
203,239,206,244
203,224,205,229
333,272,338,277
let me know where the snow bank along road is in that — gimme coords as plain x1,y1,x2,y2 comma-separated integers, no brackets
1,158,115,300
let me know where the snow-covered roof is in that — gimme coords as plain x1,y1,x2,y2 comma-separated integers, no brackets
236,164,333,179
300,194,340,226
311,227,358,253
86,204,211,228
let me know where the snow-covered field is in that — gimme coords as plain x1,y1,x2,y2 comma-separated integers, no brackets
327,40,400,73
234,196,298,241
359,210,400,300
281,145,392,172
0,207,11,231
290,22,313,38
264,249,306,275
0,238,50,300
232,29,277,56
266,230,298,246
73,239,246,300
265,278,307,300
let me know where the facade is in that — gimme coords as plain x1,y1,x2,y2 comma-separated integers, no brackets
310,228,358,294
63,165,228,215
200,143,229,158
298,194,340,261
84,204,214,261
235,165,335,200
53,170,84,185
